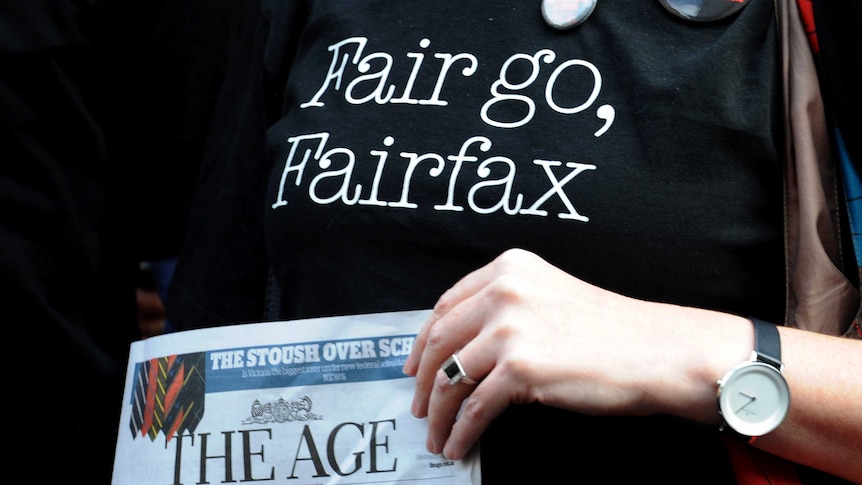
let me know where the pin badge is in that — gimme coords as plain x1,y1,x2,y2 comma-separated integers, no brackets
659,0,749,22
542,0,598,29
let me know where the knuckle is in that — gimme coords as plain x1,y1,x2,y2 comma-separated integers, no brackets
489,321,518,342
459,393,487,423
488,274,528,305
431,295,454,315
497,354,536,383
425,325,448,352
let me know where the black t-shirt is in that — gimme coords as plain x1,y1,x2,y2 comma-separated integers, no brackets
175,0,792,482
265,0,785,323
257,1,783,482
2,1,251,482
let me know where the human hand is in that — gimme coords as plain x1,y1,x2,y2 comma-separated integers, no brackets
402,248,749,460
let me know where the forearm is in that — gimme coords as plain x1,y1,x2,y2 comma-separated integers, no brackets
646,306,861,482
757,327,862,483
406,249,861,481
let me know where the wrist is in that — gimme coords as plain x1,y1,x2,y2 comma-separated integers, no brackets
717,317,790,441
649,308,753,425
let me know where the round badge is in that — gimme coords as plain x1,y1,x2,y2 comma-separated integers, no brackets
659,0,749,22
542,0,598,29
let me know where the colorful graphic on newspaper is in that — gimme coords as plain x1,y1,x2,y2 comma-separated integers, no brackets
112,309,480,485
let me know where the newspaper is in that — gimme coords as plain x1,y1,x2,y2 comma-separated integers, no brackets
112,309,480,485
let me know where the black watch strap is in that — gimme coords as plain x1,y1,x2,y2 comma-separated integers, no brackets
751,317,782,370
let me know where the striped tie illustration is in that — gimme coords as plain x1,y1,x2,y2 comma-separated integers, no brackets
129,353,206,441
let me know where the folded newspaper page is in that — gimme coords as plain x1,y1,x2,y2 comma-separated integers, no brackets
112,309,480,485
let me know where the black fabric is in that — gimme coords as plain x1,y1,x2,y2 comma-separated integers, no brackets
1,1,249,482
170,0,787,328
1,4,135,482
263,0,786,324
164,1,802,483
811,0,862,175
259,3,783,482
1,53,134,483
811,0,862,286
167,0,310,326
480,406,737,484
124,0,254,262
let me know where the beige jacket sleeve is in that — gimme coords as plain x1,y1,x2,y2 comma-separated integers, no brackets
778,0,862,338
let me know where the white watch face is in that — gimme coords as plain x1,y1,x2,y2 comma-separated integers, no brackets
717,361,790,437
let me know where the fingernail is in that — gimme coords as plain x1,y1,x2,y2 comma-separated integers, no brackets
402,356,414,374
442,445,459,461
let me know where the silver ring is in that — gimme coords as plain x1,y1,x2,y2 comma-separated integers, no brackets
441,353,477,385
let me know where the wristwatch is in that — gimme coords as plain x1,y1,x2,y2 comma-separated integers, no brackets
716,317,790,441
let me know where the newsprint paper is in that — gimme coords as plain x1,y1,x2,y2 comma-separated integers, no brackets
112,309,480,485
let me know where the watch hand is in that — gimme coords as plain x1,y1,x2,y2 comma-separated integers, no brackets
735,392,757,414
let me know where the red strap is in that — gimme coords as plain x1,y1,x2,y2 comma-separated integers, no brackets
724,435,803,485
796,0,820,53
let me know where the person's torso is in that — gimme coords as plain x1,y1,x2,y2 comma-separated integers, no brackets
262,1,785,482
265,0,785,325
